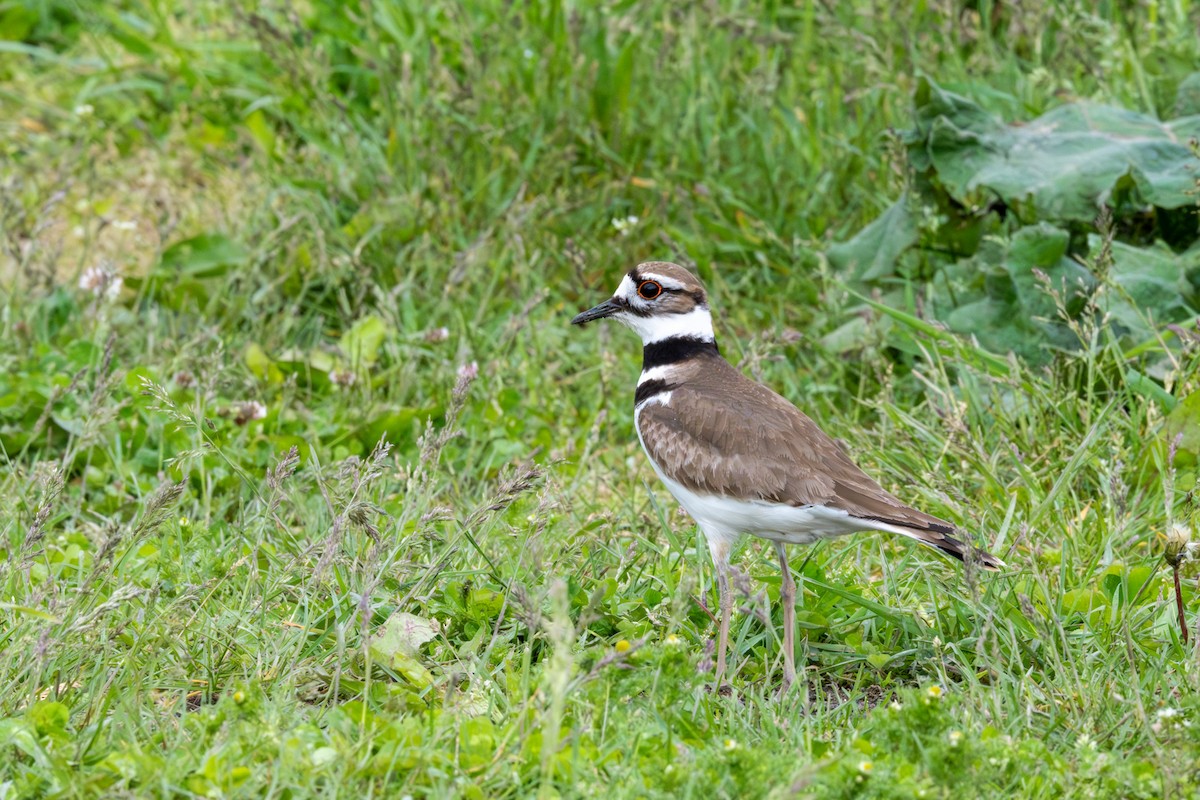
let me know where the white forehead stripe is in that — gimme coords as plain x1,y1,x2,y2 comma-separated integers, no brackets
614,274,638,299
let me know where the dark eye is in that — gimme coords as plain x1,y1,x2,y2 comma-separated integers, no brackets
638,281,662,300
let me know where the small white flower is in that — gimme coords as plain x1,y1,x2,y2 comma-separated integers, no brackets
889,701,902,712
78,265,123,301
947,730,963,747
611,215,640,236
424,326,450,343
111,219,138,231
79,266,103,291
234,401,268,425
664,634,684,647
74,104,94,117
523,48,534,60
857,760,873,774
723,738,739,752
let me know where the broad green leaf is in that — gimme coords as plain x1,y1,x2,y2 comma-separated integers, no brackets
1163,391,1200,468
387,652,434,689
1061,589,1106,616
943,297,1038,358
793,610,828,634
339,314,389,367
819,316,872,355
458,717,496,769
27,700,70,737
1003,223,1094,324
466,588,505,619
1099,237,1198,339
370,612,439,688
244,109,276,157
0,6,38,41
849,291,1016,378
0,718,40,759
372,612,439,660
1098,564,1155,606
307,350,337,374
159,233,249,278
1176,71,1200,116
826,197,919,281
361,405,438,449
244,343,282,384
911,77,1200,221
1125,369,1178,412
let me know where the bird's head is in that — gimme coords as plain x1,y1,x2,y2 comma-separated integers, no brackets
571,261,714,345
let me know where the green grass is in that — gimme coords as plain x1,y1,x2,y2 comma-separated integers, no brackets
2,0,1200,797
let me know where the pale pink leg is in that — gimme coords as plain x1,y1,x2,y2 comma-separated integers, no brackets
705,531,734,689
775,542,797,689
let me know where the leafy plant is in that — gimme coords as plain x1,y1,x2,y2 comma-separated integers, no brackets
829,77,1200,362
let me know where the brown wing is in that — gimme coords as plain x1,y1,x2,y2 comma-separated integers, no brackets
637,364,954,535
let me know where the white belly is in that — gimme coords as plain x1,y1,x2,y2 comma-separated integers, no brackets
649,462,870,543
633,397,887,546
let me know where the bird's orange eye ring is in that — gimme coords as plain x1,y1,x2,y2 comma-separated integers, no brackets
638,281,662,300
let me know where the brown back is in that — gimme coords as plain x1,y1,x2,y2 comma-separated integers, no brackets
637,352,955,535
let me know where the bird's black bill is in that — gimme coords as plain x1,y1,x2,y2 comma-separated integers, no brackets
571,298,622,325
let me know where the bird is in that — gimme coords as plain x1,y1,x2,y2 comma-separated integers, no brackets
571,261,1003,689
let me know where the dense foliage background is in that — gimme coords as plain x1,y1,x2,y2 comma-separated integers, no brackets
2,1,1200,797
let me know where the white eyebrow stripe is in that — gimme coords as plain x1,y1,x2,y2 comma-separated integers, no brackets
639,273,687,291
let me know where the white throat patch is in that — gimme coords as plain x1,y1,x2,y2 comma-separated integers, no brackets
619,306,715,345
609,273,715,345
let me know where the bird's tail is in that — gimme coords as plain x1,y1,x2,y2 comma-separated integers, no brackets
906,528,1006,570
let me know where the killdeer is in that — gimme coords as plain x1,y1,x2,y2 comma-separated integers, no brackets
572,261,1003,689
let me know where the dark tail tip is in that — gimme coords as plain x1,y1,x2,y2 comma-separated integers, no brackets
937,533,1006,571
